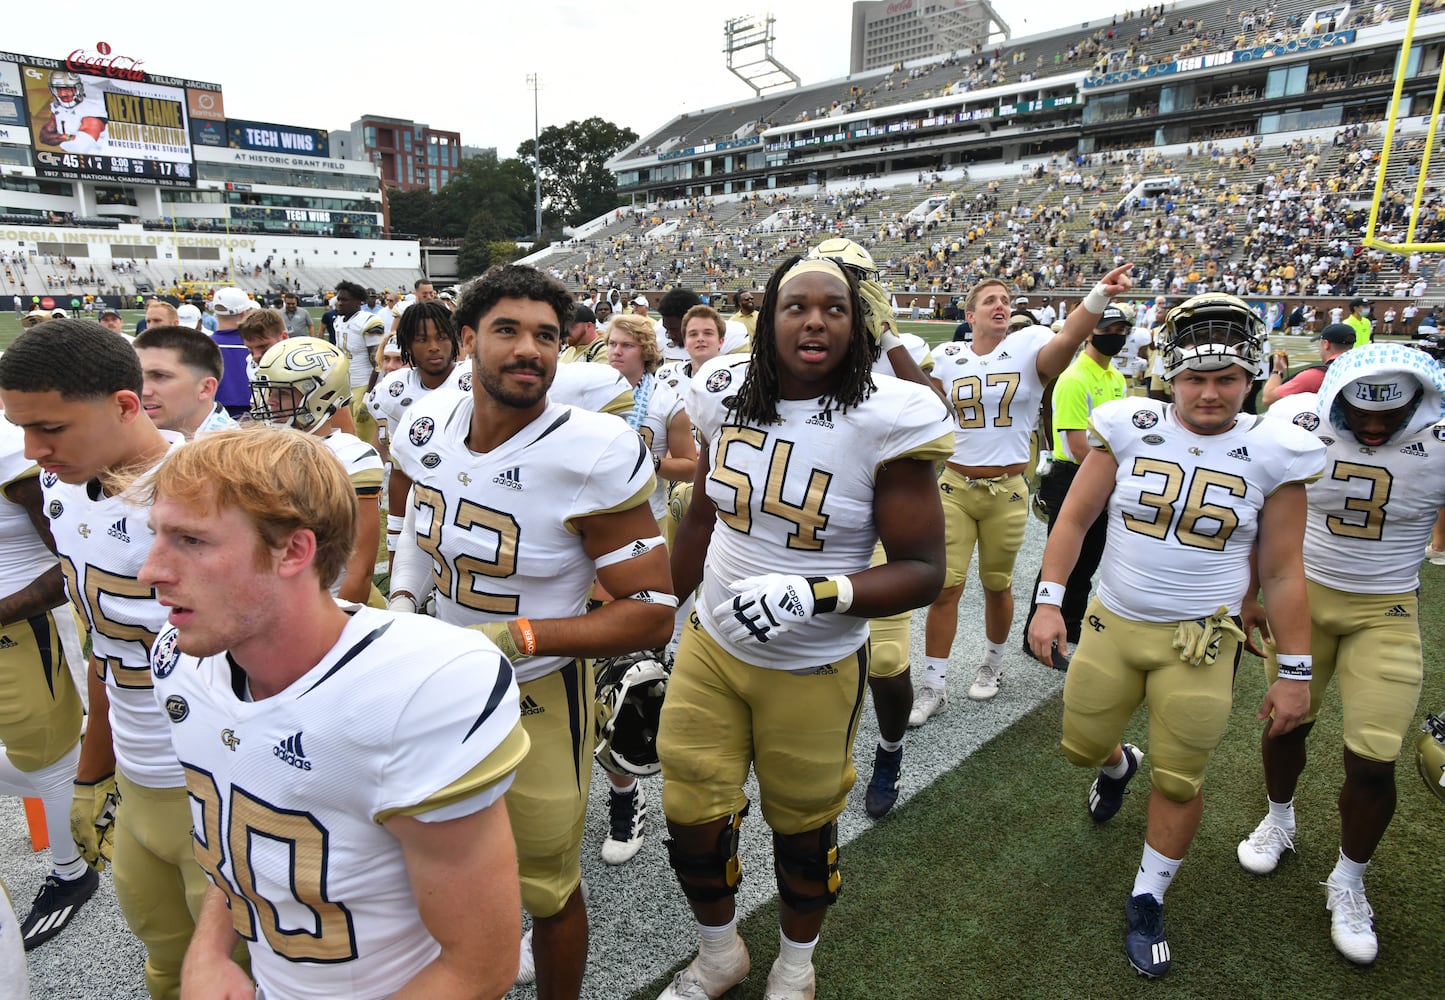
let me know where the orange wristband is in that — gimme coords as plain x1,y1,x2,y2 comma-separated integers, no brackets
514,618,537,657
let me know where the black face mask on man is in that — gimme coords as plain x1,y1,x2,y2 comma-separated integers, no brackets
1091,331,1128,356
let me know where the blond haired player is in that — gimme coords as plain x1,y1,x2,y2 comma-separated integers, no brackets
388,265,673,1000
1028,291,1325,978
915,264,1134,722
0,319,202,998
1243,343,1445,964
141,428,526,1000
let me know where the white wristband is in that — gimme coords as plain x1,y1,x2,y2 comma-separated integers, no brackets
1082,283,1111,315
386,513,405,536
833,574,854,614
1276,654,1312,681
387,594,417,615
1035,580,1066,606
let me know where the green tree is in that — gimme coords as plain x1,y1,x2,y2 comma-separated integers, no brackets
516,117,638,229
448,152,537,277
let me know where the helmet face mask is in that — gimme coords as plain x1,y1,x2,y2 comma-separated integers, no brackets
249,338,351,433
49,71,85,109
593,651,669,778
1418,713,1445,804
1161,294,1265,381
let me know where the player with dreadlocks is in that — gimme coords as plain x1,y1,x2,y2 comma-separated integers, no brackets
655,254,953,1000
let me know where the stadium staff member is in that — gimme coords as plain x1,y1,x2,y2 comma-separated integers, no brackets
1260,322,1354,408
388,265,674,1000
1242,344,1445,966
209,288,257,418
141,428,526,1000
1345,297,1372,348
279,293,313,337
1020,303,1131,671
1028,291,1325,979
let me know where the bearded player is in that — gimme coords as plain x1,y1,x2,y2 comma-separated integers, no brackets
1028,291,1325,977
388,265,674,1000
1242,342,1445,964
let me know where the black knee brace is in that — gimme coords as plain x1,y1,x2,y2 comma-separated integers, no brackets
664,803,748,903
773,822,841,914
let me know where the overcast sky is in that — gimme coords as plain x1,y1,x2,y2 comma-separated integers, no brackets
8,0,1129,156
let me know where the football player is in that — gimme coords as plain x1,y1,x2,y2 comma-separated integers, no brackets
140,428,526,1000
0,416,94,950
250,338,384,608
388,265,674,1000
0,319,204,998
915,264,1134,722
1241,343,1445,964
598,313,698,864
334,280,385,444
658,254,951,1000
134,326,238,438
37,71,107,154
1028,291,1325,978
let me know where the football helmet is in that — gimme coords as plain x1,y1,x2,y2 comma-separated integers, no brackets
1160,293,1265,380
593,649,669,777
250,337,351,433
1417,713,1445,804
49,71,85,109
807,237,879,283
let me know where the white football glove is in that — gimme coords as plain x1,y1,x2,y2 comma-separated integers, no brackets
713,573,839,646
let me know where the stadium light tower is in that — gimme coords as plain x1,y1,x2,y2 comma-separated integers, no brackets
723,14,800,99
527,73,542,241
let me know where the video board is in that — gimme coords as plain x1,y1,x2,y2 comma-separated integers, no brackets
0,43,223,187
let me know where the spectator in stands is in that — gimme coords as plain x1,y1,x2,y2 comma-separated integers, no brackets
1261,323,1354,408
1345,297,1372,347
209,287,258,418
280,293,314,337
728,289,757,337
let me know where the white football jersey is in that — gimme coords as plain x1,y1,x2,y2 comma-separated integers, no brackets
43,436,187,786
338,312,383,390
930,326,1053,466
0,422,59,597
48,95,107,142
389,393,655,683
687,357,953,669
366,365,470,428
655,359,698,392
320,431,384,595
151,608,527,1000
1089,399,1325,622
1270,343,1445,594
624,377,686,520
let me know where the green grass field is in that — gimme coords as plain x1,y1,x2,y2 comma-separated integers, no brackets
629,566,1445,1000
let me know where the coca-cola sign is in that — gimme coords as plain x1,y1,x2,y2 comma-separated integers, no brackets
65,41,145,82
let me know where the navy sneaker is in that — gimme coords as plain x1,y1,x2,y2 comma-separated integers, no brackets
1088,743,1143,822
21,867,99,951
865,744,903,818
1124,892,1171,977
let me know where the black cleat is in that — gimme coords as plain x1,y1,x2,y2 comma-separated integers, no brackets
21,867,99,951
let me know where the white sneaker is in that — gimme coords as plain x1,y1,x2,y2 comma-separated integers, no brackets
967,661,1003,701
658,936,750,999
1427,545,1445,566
1324,876,1377,964
763,957,816,1000
907,684,947,728
1237,816,1296,875
601,782,646,865
515,927,535,986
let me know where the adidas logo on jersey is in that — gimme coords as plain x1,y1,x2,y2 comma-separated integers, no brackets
805,411,834,428
1399,441,1428,458
273,731,312,771
493,467,523,490
1226,446,1251,462
997,350,1011,360
0,636,15,650
107,518,131,543
1385,604,1411,618
520,695,545,716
